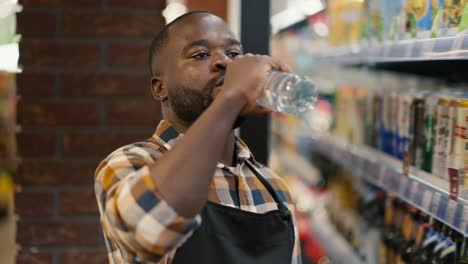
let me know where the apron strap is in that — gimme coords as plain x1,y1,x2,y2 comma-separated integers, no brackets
244,159,289,213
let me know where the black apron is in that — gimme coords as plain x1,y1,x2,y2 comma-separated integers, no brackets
173,159,295,264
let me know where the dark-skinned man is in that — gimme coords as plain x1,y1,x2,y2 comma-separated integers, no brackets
95,11,301,264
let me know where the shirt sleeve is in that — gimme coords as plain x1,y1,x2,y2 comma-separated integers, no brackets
95,146,201,262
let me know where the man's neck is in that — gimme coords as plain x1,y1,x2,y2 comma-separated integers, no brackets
163,113,236,167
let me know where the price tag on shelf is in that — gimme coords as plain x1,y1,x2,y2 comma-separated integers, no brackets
368,43,379,59
437,195,449,219
409,181,420,202
404,41,414,58
398,176,409,196
357,156,366,176
367,161,378,182
387,169,401,192
421,39,436,57
362,159,373,178
382,42,391,58
378,165,387,185
451,33,466,53
445,200,457,225
421,189,433,211
431,192,442,215
460,33,468,50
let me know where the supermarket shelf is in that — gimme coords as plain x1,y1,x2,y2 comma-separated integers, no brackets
309,211,362,264
276,148,321,186
308,132,468,237
310,33,468,65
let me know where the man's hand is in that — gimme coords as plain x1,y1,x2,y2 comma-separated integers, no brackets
218,54,291,115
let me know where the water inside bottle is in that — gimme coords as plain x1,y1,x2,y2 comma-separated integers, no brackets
268,72,317,116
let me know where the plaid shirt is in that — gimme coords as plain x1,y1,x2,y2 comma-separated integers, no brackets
95,120,301,264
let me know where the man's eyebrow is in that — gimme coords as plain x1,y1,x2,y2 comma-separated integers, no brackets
225,38,242,47
183,39,210,53
183,38,242,53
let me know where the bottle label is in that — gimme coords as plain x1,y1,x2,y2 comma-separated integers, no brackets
422,230,439,247
440,240,456,259
433,237,447,253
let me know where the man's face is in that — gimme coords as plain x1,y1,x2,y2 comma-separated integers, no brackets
161,14,243,124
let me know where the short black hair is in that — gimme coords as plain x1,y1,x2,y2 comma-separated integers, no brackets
148,10,212,75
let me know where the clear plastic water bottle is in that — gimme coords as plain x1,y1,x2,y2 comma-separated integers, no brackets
257,71,318,116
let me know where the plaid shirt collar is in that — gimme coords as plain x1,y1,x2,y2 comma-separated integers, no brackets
151,120,255,168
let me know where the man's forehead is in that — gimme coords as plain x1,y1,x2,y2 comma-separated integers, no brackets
169,14,236,45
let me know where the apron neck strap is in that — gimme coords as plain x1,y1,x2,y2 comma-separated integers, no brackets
244,159,288,212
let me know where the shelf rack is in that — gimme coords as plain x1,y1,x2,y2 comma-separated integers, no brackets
306,132,468,237
309,33,468,65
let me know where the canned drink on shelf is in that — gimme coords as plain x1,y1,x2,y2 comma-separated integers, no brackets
409,95,426,168
422,94,439,173
390,92,400,157
450,99,468,199
382,92,393,155
397,93,414,161
432,97,451,180
372,93,384,149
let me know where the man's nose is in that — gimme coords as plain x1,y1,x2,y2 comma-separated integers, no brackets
211,54,230,72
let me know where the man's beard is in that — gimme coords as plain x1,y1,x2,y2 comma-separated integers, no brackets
168,75,246,129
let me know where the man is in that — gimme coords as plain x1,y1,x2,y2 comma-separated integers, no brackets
95,11,301,264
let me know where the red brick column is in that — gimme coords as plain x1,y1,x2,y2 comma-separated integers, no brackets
15,1,165,263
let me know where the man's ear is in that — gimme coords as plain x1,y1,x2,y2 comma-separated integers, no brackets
151,76,168,102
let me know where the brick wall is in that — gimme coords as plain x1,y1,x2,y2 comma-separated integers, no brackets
15,1,165,263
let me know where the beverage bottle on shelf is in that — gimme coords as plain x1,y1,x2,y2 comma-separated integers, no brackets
422,94,439,173
396,205,415,264
457,234,468,263
257,71,318,117
413,219,441,263
450,99,468,200
409,213,431,263
432,97,451,180
381,196,394,263
438,228,456,264
430,226,451,264
389,200,405,264
399,208,423,263
409,95,426,169
371,94,383,149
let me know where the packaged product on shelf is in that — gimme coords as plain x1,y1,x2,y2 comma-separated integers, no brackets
363,0,383,41
432,97,451,179
334,86,367,144
406,0,434,34
371,93,383,149
380,0,406,40
389,92,399,156
431,226,450,263
422,93,440,173
327,0,366,45
450,99,468,199
397,93,414,161
443,0,468,28
431,0,446,32
409,95,426,169
457,232,468,263
438,232,457,263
